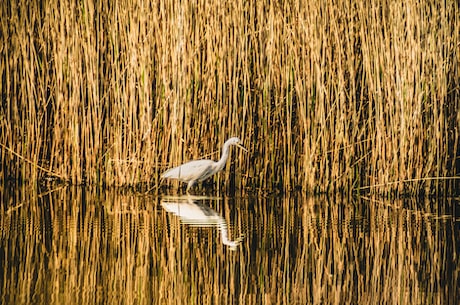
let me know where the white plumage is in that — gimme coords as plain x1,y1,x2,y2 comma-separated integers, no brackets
162,137,247,193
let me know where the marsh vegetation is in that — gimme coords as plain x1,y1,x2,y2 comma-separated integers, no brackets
1,0,459,195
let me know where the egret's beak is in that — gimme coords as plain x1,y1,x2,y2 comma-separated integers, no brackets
236,142,248,152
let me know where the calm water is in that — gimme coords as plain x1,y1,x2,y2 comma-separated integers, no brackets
1,185,459,304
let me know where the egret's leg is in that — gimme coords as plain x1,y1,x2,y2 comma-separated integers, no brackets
186,181,194,194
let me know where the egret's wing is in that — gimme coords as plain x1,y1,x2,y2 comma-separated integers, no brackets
162,160,216,182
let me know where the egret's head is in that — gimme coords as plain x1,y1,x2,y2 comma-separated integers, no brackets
226,137,248,152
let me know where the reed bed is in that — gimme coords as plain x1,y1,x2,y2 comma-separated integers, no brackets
1,0,459,195
1,186,458,304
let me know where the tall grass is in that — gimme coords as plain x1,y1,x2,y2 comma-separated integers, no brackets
1,0,459,194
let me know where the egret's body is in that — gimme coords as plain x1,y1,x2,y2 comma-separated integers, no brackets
161,137,247,192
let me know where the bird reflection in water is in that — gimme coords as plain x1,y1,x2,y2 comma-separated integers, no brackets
161,196,244,250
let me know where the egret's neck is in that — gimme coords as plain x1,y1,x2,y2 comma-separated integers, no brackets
215,142,231,171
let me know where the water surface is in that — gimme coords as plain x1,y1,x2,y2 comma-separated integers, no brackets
1,185,459,304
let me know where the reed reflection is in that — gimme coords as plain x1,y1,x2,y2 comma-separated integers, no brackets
1,185,459,304
161,195,244,250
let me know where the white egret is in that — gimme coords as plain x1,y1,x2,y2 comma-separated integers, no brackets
161,137,247,193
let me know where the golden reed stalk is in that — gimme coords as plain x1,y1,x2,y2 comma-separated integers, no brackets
1,0,459,195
